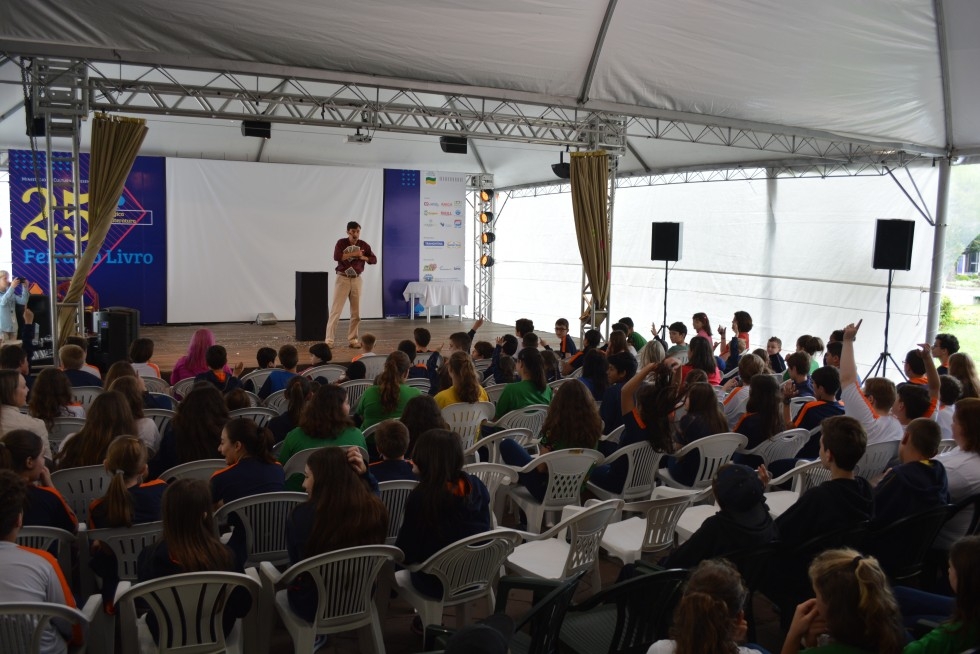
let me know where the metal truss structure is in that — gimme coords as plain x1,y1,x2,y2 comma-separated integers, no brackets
467,174,495,321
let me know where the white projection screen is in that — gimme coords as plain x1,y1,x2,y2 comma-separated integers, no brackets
166,159,384,323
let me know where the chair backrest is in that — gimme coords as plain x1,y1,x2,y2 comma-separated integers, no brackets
147,392,176,410
263,390,290,415
613,442,664,501
303,364,349,383
0,601,91,654
214,492,307,567
405,377,431,391
484,383,508,404
767,458,830,494
144,408,176,436
567,367,583,379
789,395,815,421
679,432,748,489
554,499,622,580
157,458,227,483
866,504,953,582
494,404,549,440
937,439,957,455
418,529,523,604
47,417,87,454
855,440,900,481
738,428,810,466
361,356,387,381
378,480,418,544
538,449,606,509
141,376,172,395
627,492,695,555
82,521,163,583
71,386,103,409
170,377,196,400
473,359,491,374
441,401,495,450
277,545,403,632
50,464,111,524
15,526,76,584
239,367,274,391
499,573,585,654
116,571,261,654
464,463,518,527
282,447,320,478
243,391,261,407
229,406,279,428
548,378,574,391
340,380,374,410
603,424,625,443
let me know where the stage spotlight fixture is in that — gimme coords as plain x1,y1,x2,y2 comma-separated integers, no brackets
439,136,468,154
480,254,494,267
481,232,496,244
552,149,571,179
479,211,493,224
479,189,494,202
241,120,271,139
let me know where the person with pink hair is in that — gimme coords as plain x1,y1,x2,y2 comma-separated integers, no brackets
170,329,237,383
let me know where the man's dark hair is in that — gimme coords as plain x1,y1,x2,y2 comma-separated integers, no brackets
905,349,926,376
205,345,228,370
278,344,299,370
618,317,634,330
935,333,960,355
0,344,27,369
820,416,867,471
256,347,277,368
811,365,841,396
940,374,963,406
583,329,602,348
413,327,432,348
346,221,360,231
309,342,332,363
0,470,27,538
668,322,688,337
398,340,418,361
515,318,534,337
898,383,932,420
501,334,519,356
522,333,539,348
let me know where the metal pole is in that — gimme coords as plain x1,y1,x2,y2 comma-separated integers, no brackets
926,157,950,342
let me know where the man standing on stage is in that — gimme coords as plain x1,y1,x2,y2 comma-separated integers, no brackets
325,221,377,348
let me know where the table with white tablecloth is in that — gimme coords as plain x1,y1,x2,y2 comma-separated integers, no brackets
402,281,468,322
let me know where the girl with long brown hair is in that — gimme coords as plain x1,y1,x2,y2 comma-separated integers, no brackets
0,369,50,458
354,351,421,429
0,429,76,533
148,383,228,478
949,352,980,399
434,351,489,409
285,446,387,622
493,347,552,420
28,367,85,428
55,390,137,470
108,375,160,454
212,417,284,507
267,375,315,444
399,394,448,458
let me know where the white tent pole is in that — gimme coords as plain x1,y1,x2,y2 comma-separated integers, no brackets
926,157,950,342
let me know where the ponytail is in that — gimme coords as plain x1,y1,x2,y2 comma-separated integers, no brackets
100,437,148,528
447,352,480,403
517,348,547,391
284,375,312,425
673,592,740,654
0,430,43,473
378,351,410,413
224,418,276,464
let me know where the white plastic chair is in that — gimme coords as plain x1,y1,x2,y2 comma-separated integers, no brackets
855,439,900,481
405,377,431,392
170,378,196,400
938,438,957,454
601,424,625,444
157,458,227,483
507,499,623,593
484,383,508,404
473,359,491,374
464,462,519,527
71,386,103,410
262,390,289,415
48,417,86,454
243,391,261,407
394,530,522,631
115,570,263,654
78,521,163,599
239,368,274,393
656,432,748,490
598,489,697,565
789,395,816,421
229,406,279,428
482,404,549,441
361,356,387,381
214,492,307,567
341,380,374,410
441,401,495,451
260,545,403,654
0,598,100,654
463,427,533,464
303,364,348,383
282,445,369,479
378,480,418,545
15,526,77,588
586,441,664,502
140,376,172,395
143,408,176,437
568,367,583,378
50,465,111,525
735,428,810,466
507,448,605,534
548,378,575,391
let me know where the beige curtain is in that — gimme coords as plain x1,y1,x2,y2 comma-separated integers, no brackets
570,151,610,328
57,114,148,349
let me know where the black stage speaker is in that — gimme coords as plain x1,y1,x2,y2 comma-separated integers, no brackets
872,219,915,271
651,222,682,262
25,294,51,338
240,120,271,138
94,307,140,366
439,136,468,154
296,272,330,341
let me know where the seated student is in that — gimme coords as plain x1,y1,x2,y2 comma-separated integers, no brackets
935,374,961,440
768,336,787,373
338,360,367,383
109,376,162,455
680,335,721,385
902,535,980,654
823,340,843,371
88,437,167,604
773,415,872,547
578,349,608,403
515,317,534,340
56,391,137,470
267,375,314,444
540,349,561,383
493,348,552,420
639,338,666,368
414,326,433,354
286,447,386,624
129,338,161,378
224,388,251,411
663,464,778,569
667,381,729,488
786,365,846,460
369,419,416,482
351,333,378,362
618,316,647,352
751,348,775,374
552,317,577,360
935,398,980,550
905,347,931,385
521,332,540,352
782,351,815,399
782,549,905,654
242,346,276,393
149,384,228,479
1,342,36,395
28,368,85,430
932,333,960,376
484,333,518,383
194,345,244,394
606,327,634,357
136,479,251,643
434,351,489,410
212,417,285,507
355,351,422,430
840,321,904,445
721,353,766,428
472,340,494,363
561,329,601,376
425,331,476,395
0,430,77,534
257,344,299,399
600,351,637,435
496,354,517,384
666,322,689,361
58,344,102,388
949,352,980,399
0,470,83,653
718,311,753,363
732,374,786,467
872,417,949,527
65,335,102,380
306,342,333,379
647,558,762,654
400,395,448,458
397,339,429,381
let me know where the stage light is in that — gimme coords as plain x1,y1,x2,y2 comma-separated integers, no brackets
552,150,570,179
480,254,494,267
439,136,468,154
241,120,271,139
479,189,494,202
479,211,493,223
481,232,495,244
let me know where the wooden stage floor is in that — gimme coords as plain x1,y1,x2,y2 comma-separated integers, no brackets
141,316,515,374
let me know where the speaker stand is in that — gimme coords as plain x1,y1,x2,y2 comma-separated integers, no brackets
660,261,669,341
865,269,907,381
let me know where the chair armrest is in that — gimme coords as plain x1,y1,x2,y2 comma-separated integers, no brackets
597,445,630,465
258,561,283,588
113,580,133,604
79,594,102,622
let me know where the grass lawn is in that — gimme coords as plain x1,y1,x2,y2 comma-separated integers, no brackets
946,303,980,358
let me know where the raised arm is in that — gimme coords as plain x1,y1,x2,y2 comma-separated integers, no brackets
839,320,862,388
918,341,940,401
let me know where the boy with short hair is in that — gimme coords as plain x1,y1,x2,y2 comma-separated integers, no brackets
872,417,949,527
309,342,332,366
522,333,539,350
840,321,905,445
791,365,846,458
486,334,520,384
65,335,102,380
369,419,416,482
58,344,102,387
767,336,787,373
552,318,577,360
601,351,638,436
129,338,161,378
904,348,929,385
472,341,494,361
666,322,688,361
561,329,601,376
256,347,277,369
194,345,243,393
932,333,959,375
352,333,378,362
823,341,842,369
782,351,814,401
258,344,299,399
515,318,534,339
618,316,647,352
413,327,432,353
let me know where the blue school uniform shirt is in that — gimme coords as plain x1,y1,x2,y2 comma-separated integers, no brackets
369,459,417,483
210,457,286,506
88,479,167,529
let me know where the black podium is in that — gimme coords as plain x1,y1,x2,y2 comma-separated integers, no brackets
295,272,330,341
